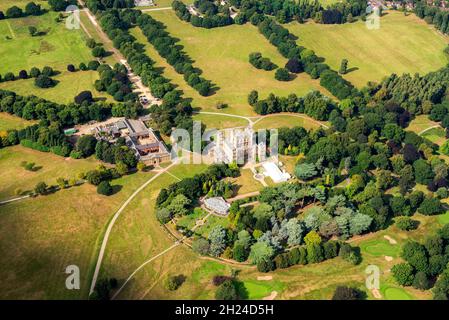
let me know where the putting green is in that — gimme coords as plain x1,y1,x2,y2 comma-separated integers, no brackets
240,280,286,300
360,238,400,257
383,287,412,300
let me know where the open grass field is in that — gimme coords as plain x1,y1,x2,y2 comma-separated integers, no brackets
0,113,36,131
134,10,334,117
0,70,111,103
0,145,102,200
192,113,249,130
0,159,154,299
100,164,213,300
287,11,449,87
0,11,92,74
239,279,286,300
253,113,329,131
226,168,264,195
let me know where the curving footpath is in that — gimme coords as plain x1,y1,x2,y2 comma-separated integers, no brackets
89,161,177,295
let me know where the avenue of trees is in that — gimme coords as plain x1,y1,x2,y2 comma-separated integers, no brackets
93,7,198,135
137,13,214,96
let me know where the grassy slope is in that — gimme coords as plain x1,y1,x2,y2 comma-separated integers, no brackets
134,10,333,117
0,113,36,131
253,113,329,131
287,11,448,87
0,146,102,199
0,70,112,104
192,113,249,129
0,12,92,74
0,147,155,299
101,164,210,300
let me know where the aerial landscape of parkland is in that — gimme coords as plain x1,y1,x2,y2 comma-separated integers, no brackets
2,0,449,303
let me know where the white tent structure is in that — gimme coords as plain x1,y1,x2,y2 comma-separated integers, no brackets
262,162,290,183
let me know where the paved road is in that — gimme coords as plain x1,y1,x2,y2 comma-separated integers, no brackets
89,162,177,295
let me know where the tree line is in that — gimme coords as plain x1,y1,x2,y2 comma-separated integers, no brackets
0,2,44,20
172,0,367,28
249,90,336,120
172,0,234,29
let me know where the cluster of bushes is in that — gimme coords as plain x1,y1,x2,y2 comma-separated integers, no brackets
94,63,136,102
248,52,277,71
172,0,234,29
249,90,336,121
94,8,196,135
137,13,213,96
392,225,449,299
0,2,43,20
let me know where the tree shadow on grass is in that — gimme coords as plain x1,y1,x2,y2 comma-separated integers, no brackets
111,184,123,195
346,67,359,74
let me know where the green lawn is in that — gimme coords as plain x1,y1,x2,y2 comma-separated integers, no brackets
287,11,449,87
0,70,111,104
136,10,334,117
359,238,401,258
438,211,449,225
253,113,329,131
0,113,36,131
192,113,249,130
382,286,413,300
407,115,440,134
100,164,213,300
0,11,92,74
0,145,102,199
239,280,286,300
421,127,446,146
